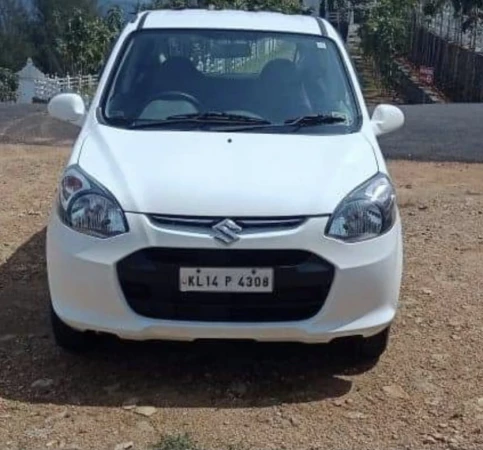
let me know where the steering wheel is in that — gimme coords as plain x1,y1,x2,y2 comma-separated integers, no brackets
148,91,202,111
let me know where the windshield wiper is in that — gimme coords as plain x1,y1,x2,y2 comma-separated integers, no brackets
128,112,271,130
284,113,348,128
219,112,349,132
127,112,346,131
129,119,200,130
166,112,272,124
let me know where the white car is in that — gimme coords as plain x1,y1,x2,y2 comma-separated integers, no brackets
46,9,404,363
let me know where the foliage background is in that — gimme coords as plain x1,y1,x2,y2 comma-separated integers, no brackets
1,0,482,87
0,0,308,79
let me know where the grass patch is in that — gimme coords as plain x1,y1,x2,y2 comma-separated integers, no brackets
151,434,203,450
151,435,247,450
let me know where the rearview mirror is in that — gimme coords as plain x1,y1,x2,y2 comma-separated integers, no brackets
48,93,86,127
371,104,404,137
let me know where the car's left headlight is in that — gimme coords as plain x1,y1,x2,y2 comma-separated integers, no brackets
325,173,396,242
57,166,128,238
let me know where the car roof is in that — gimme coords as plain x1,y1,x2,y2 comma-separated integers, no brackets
138,9,329,37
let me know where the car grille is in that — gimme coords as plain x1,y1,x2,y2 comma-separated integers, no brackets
117,248,335,323
148,215,307,233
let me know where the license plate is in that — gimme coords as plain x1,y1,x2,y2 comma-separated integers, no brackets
179,268,274,293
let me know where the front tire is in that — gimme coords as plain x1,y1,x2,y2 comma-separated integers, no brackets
50,305,97,353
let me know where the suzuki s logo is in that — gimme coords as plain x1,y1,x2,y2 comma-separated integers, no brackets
212,219,242,244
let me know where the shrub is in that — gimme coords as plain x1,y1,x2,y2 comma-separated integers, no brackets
0,68,18,102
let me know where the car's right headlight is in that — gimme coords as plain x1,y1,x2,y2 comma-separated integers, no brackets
325,173,397,242
57,166,128,238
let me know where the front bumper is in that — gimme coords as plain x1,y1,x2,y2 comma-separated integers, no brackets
46,212,403,344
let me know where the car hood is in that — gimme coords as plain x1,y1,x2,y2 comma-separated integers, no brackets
78,126,379,216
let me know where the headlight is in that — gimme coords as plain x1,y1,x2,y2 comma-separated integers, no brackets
57,166,128,238
325,173,396,242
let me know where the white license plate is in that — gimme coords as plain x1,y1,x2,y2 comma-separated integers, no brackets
179,268,274,293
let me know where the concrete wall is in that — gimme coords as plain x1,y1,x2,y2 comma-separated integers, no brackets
392,61,445,104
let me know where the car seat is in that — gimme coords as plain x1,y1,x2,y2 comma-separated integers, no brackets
257,58,312,123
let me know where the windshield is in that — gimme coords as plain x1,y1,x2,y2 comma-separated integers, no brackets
102,29,360,134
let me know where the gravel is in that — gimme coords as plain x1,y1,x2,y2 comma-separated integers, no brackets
0,145,482,450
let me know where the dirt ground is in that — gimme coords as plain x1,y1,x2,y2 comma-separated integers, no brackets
0,143,482,450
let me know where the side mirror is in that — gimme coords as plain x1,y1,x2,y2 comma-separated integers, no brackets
371,104,405,137
48,93,86,127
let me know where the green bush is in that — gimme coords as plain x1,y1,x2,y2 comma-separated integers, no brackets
0,68,18,102
358,0,416,86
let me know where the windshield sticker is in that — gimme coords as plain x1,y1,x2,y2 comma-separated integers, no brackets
316,42,327,49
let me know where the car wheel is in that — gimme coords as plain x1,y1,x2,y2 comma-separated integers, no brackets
50,305,97,353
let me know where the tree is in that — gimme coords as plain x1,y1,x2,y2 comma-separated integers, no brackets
30,0,99,74
56,6,124,75
358,0,417,85
105,5,125,32
0,68,18,102
0,0,33,70
446,0,482,15
422,0,483,33
452,0,483,33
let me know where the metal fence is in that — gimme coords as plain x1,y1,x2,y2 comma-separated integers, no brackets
34,74,99,103
422,2,483,52
408,10,483,102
